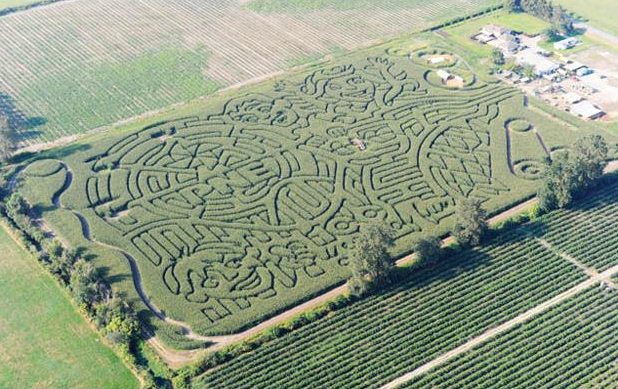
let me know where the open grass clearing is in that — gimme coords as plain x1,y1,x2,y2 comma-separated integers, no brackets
0,223,139,389
555,0,618,37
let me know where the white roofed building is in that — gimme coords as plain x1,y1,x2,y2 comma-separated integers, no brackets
571,100,604,120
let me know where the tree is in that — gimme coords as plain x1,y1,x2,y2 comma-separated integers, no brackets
492,49,505,66
70,259,100,306
453,198,488,247
504,0,521,12
521,64,536,79
544,26,562,42
413,235,442,265
348,222,395,296
570,135,608,189
6,192,29,216
538,152,575,211
0,116,13,165
538,135,609,212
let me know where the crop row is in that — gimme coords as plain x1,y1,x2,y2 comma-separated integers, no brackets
530,179,618,271
195,230,585,389
402,286,618,389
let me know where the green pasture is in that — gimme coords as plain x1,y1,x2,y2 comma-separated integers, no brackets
16,40,615,343
556,0,618,37
0,225,138,389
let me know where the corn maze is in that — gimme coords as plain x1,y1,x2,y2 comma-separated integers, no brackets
19,47,592,336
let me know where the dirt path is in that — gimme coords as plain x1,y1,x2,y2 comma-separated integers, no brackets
379,262,618,389
536,238,597,277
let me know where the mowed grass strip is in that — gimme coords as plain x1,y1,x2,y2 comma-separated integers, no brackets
0,224,139,389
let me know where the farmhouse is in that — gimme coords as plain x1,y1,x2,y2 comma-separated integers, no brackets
554,37,581,50
571,100,604,120
516,49,559,76
476,24,515,45
480,24,511,38
491,37,519,53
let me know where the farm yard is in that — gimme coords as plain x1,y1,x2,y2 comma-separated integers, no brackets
0,224,139,389
0,0,503,146
14,41,610,342
193,178,618,389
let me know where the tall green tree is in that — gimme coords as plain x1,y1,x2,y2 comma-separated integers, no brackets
571,135,609,188
70,260,101,306
492,49,505,66
538,135,609,212
348,222,395,296
538,152,575,211
453,198,488,247
413,235,442,265
504,0,521,12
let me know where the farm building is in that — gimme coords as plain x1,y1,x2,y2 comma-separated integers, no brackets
576,67,593,77
564,61,585,73
490,37,520,53
480,24,511,38
571,100,604,120
516,49,559,76
554,37,581,50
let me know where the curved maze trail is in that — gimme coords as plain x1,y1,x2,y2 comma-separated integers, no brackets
52,163,214,343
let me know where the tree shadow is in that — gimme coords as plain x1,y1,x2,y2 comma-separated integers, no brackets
98,266,130,284
0,92,47,142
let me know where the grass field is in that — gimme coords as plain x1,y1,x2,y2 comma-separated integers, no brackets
0,224,139,389
15,38,611,343
0,0,41,11
0,0,502,146
191,178,618,389
555,0,618,36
